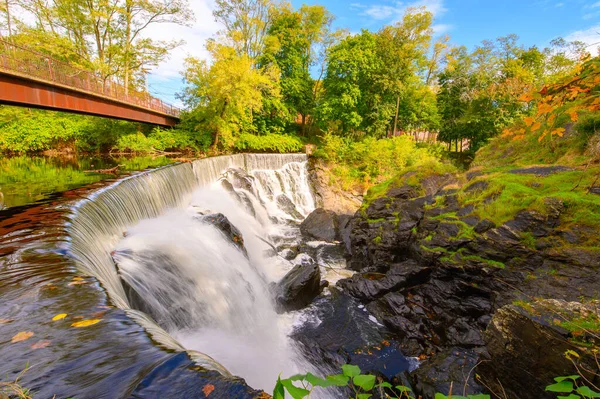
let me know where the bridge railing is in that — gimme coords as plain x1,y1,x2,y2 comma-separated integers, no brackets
0,39,180,118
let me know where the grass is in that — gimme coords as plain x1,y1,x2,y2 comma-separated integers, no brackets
1,366,33,399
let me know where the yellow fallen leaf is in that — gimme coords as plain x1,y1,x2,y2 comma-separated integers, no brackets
72,277,84,281
71,319,101,328
12,331,34,343
52,313,67,321
31,340,51,349
68,281,87,286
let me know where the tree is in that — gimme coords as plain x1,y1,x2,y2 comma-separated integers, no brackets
261,3,333,135
213,0,275,61
180,42,281,149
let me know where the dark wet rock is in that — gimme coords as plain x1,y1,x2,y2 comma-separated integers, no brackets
464,180,489,193
338,214,354,255
474,219,495,234
466,170,484,181
509,165,573,176
276,194,303,220
292,289,412,383
411,348,486,398
300,208,339,242
478,301,600,399
457,204,474,217
590,186,600,195
195,213,247,255
338,260,430,301
461,215,480,227
274,258,322,312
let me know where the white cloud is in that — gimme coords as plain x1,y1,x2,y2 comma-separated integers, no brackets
359,0,448,22
145,0,222,80
432,23,453,35
565,24,600,52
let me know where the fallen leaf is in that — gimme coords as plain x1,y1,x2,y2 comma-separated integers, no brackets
31,340,51,349
0,318,13,324
202,384,215,397
68,281,87,286
72,277,84,281
71,319,101,328
52,313,67,321
91,311,106,318
12,331,34,343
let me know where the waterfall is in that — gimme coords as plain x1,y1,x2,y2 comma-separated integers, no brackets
67,154,317,391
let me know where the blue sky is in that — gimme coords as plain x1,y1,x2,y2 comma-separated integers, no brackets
147,0,600,106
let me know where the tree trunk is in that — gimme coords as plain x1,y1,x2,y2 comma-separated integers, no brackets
393,95,400,137
5,0,12,37
301,114,306,137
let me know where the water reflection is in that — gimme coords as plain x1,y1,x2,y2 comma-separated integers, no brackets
0,155,176,209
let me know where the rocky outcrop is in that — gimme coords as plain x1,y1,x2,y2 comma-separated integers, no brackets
307,158,363,215
274,257,322,312
340,170,600,398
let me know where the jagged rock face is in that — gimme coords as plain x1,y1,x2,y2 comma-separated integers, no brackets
274,257,322,312
343,172,600,398
479,301,600,399
307,158,363,215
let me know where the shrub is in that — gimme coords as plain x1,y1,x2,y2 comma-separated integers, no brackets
234,133,304,153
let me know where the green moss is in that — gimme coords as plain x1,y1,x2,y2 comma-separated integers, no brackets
456,168,600,230
520,232,537,250
372,236,382,245
513,300,535,314
419,245,449,254
367,218,386,224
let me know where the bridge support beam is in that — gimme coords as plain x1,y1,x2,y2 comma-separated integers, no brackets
0,72,179,127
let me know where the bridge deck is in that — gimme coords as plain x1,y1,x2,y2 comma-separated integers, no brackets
0,39,180,126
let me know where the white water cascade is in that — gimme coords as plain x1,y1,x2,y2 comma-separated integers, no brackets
67,154,321,391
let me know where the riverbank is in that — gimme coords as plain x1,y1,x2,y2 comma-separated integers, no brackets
300,127,600,398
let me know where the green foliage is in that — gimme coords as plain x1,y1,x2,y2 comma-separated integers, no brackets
234,133,304,153
274,363,490,399
546,375,600,399
315,133,448,192
0,155,174,208
0,107,141,153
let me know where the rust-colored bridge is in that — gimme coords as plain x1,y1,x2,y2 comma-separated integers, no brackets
0,39,180,126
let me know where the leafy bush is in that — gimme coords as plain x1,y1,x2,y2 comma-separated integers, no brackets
234,133,304,153
313,133,449,192
274,363,490,399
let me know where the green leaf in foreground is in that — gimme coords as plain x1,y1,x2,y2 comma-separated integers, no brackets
353,374,376,391
326,374,349,387
342,364,361,378
546,381,575,393
577,386,600,398
273,377,285,399
280,378,310,399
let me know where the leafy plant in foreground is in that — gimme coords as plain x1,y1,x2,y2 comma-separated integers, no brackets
273,364,490,399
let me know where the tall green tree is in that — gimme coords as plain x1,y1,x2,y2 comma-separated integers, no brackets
261,2,333,135
180,43,281,149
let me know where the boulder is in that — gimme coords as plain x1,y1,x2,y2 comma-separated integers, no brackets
478,301,600,399
274,257,322,311
300,208,339,242
195,213,247,255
